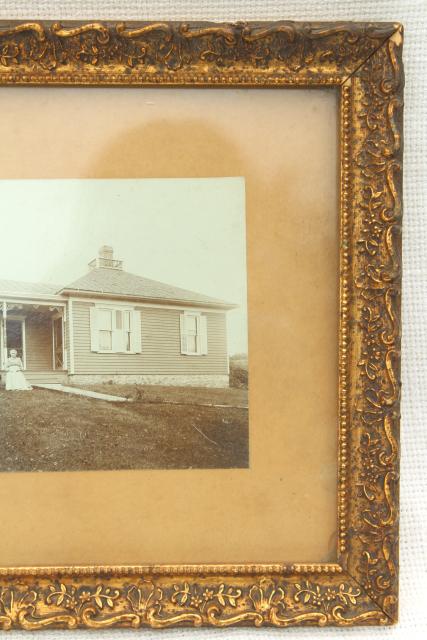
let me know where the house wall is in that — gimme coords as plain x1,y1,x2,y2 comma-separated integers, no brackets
71,301,229,382
25,315,53,371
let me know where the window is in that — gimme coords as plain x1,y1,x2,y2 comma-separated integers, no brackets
180,312,208,356
90,306,142,353
98,309,113,351
115,309,132,352
185,314,198,354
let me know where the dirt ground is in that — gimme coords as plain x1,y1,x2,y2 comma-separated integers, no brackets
0,385,249,472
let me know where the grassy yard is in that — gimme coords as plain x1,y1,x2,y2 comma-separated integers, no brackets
0,385,248,472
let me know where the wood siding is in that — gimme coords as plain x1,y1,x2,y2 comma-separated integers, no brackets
25,316,53,371
72,302,229,376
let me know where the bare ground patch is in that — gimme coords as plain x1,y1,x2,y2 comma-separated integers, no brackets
0,386,248,472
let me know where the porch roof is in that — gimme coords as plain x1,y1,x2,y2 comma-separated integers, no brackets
0,279,63,300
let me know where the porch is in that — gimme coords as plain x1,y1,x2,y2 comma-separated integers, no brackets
0,300,68,385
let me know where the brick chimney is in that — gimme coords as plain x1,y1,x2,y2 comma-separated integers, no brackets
89,246,123,270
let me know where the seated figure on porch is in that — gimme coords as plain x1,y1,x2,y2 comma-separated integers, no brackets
5,349,32,391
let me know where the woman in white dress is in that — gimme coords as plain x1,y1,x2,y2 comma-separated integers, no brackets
5,349,32,391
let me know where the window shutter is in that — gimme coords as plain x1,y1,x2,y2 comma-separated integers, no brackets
199,315,208,355
180,313,187,354
130,310,142,353
89,306,99,352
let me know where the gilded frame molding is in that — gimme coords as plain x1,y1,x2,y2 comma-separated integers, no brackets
0,20,403,629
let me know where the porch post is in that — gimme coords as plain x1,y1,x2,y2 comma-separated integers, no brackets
22,319,27,370
51,317,55,370
1,300,7,369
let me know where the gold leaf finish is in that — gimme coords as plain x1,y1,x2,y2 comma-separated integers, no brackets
0,20,396,83
348,27,403,622
0,19,403,629
0,576,389,629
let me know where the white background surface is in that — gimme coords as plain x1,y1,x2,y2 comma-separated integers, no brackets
0,1,425,638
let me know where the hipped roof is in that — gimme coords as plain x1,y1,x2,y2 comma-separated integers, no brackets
59,268,234,308
0,270,235,309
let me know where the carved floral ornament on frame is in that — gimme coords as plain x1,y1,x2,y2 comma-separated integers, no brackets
0,20,402,629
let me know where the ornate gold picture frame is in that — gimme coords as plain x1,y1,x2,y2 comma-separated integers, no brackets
0,20,402,629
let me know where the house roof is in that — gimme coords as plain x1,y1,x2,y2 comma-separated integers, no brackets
0,279,61,298
59,268,235,309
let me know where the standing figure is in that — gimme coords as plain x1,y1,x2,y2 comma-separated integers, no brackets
5,349,32,391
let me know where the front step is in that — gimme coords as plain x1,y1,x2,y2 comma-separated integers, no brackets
24,371,69,385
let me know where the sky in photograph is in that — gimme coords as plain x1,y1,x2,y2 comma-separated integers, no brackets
0,178,247,354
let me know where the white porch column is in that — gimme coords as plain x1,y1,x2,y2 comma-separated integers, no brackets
1,301,7,369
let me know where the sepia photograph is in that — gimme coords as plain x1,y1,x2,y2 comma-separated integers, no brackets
0,177,248,472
